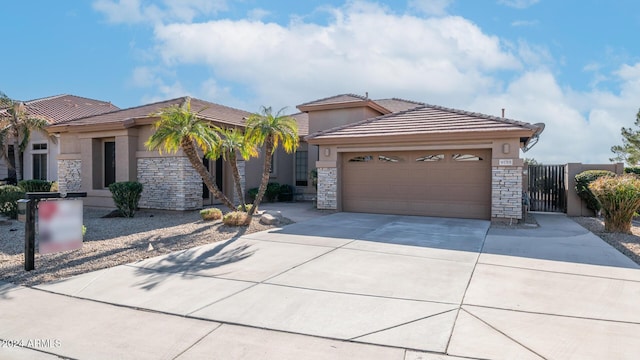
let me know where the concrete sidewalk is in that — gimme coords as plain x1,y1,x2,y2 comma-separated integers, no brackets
2,209,640,359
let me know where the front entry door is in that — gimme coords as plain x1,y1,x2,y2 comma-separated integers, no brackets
202,157,224,205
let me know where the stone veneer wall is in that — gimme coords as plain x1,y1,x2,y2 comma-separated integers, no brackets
317,167,337,209
491,166,522,220
137,157,202,210
57,159,82,193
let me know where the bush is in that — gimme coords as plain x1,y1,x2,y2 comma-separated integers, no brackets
248,188,259,201
108,181,143,218
200,208,223,221
278,184,294,202
223,211,251,226
236,204,256,213
18,179,52,192
50,181,59,192
575,170,616,213
1,177,17,186
589,174,640,233
625,167,640,176
265,182,280,202
0,185,26,219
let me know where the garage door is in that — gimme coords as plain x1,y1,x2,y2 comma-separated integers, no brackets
342,149,492,219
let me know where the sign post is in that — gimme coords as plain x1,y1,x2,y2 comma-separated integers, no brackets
22,192,87,271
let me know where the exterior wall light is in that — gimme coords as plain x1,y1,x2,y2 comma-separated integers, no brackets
502,143,510,154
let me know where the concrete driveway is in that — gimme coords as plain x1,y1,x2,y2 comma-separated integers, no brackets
2,209,640,359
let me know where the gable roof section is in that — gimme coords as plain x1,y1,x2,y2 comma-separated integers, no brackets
289,112,309,137
0,94,118,124
306,103,541,143
48,97,251,132
298,93,391,114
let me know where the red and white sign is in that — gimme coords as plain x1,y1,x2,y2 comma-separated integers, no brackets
38,200,83,254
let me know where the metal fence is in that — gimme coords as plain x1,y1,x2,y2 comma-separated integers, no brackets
528,165,567,212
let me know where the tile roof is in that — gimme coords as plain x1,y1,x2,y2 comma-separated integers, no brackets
297,93,368,107
289,112,309,137
306,103,540,141
49,97,251,130
373,98,424,113
0,94,118,124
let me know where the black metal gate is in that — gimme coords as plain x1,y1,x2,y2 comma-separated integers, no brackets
528,165,567,212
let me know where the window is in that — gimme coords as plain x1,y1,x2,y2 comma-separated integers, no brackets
31,143,48,180
104,141,116,187
452,153,483,161
269,152,276,175
32,153,47,180
348,155,373,162
378,155,403,163
295,151,308,186
416,154,444,162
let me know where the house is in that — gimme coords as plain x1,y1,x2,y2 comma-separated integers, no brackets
302,94,542,222
48,93,541,222
0,94,118,182
46,97,298,209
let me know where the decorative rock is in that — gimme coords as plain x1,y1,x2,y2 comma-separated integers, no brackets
264,210,284,220
260,213,280,225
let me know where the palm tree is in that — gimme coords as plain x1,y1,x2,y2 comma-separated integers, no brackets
208,127,258,212
145,97,236,211
245,106,299,215
0,91,50,181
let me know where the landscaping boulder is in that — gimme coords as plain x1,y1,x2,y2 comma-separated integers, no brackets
260,210,283,225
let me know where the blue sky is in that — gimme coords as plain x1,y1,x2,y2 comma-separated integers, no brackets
3,0,640,164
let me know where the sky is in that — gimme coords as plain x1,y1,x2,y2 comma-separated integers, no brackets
2,0,640,164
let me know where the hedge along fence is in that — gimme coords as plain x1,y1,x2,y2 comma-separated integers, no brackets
108,181,144,218
589,174,640,234
575,170,616,213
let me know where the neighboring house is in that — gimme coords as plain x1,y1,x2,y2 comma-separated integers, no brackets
0,94,118,182
49,93,542,222
303,94,543,222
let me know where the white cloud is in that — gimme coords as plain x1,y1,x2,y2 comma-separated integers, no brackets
247,8,271,21
408,0,454,16
93,0,227,24
497,0,539,9
152,1,519,108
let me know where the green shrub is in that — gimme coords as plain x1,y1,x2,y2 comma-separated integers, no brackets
278,184,294,202
624,167,640,176
236,204,256,213
223,211,251,226
265,182,280,202
247,188,259,201
575,170,616,213
309,169,318,189
108,181,143,218
0,185,26,219
200,208,223,221
589,174,640,233
18,179,52,192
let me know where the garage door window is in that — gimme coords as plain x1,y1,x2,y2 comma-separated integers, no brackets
453,153,483,161
378,155,403,163
348,155,373,162
416,154,444,162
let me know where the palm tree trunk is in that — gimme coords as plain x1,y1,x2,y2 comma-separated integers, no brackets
12,138,21,182
249,136,274,216
229,152,246,212
181,138,235,211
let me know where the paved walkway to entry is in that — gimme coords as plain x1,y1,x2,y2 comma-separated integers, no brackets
1,207,640,359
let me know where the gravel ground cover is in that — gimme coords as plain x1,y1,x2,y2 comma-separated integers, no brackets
0,207,290,286
571,216,640,266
